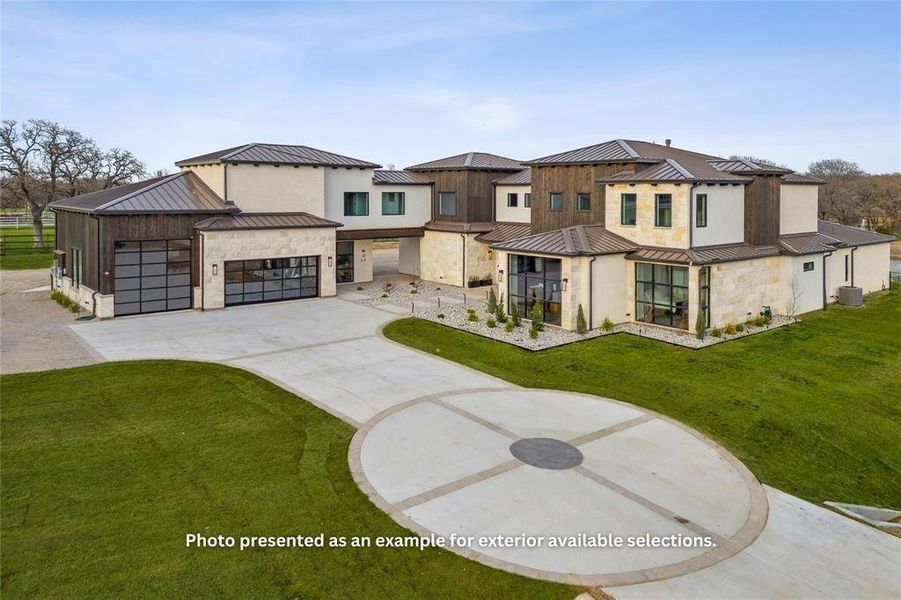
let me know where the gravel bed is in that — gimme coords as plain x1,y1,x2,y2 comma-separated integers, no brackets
341,276,484,307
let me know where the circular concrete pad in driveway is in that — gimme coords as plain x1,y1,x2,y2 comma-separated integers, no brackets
349,389,768,587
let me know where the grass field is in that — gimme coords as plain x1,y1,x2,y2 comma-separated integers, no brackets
384,292,901,508
0,361,573,599
0,226,55,270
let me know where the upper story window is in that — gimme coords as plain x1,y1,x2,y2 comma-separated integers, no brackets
576,193,591,212
524,193,532,208
696,194,708,228
655,194,672,227
549,192,563,211
803,261,815,272
507,193,518,207
382,192,405,216
344,192,369,217
438,192,456,216
621,193,637,225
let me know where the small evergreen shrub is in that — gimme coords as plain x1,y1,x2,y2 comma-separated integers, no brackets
380,293,388,298
487,288,498,314
735,323,745,333
504,320,515,332
724,322,737,335
511,302,521,327
711,328,722,338
356,286,363,291
486,318,497,328
467,308,479,322
576,304,588,334
494,295,507,324
695,310,706,340
601,317,614,332
752,315,767,327
410,288,417,294
529,302,543,338
436,313,445,319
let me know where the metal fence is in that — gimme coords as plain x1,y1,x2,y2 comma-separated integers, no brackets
890,271,900,293
0,234,56,255
0,213,55,228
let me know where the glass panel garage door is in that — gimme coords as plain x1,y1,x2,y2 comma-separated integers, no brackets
114,239,192,316
225,256,319,306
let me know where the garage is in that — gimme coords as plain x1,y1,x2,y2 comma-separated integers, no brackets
114,239,193,315
225,256,319,306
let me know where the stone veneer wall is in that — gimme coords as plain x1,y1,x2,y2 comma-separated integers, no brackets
466,235,493,285
420,230,464,287
199,227,337,309
604,183,690,249
708,256,784,327
52,274,114,318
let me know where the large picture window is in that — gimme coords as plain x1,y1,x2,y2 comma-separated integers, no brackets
655,194,672,227
344,192,369,216
381,192,405,215
508,254,562,326
635,263,689,329
621,193,637,225
438,192,456,216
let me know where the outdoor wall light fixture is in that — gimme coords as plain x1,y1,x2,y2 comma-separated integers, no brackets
562,277,568,291
498,269,504,283
361,249,366,262
212,264,218,276
328,256,333,267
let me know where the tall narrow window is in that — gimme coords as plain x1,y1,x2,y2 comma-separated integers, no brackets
343,192,369,216
696,193,708,228
576,193,591,212
507,193,518,207
699,266,711,327
621,193,637,225
438,192,456,216
844,254,849,281
524,193,532,208
381,192,405,215
549,192,563,211
71,247,83,287
655,194,672,227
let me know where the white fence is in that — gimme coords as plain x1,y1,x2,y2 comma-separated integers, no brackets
0,213,55,228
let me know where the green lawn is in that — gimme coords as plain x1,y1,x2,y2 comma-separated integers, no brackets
0,226,55,270
384,292,901,508
0,361,572,599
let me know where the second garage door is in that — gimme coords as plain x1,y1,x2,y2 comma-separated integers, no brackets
225,256,319,306
114,239,192,316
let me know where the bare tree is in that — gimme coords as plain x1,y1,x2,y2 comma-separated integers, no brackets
807,158,866,225
728,155,790,169
856,173,901,233
786,274,803,318
0,119,147,247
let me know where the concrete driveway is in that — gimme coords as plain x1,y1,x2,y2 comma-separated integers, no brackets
67,295,901,598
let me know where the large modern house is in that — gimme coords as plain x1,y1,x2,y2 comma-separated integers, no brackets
50,139,893,332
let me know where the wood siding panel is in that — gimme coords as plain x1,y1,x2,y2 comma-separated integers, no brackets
744,175,781,245
530,163,636,233
421,169,510,223
54,210,101,291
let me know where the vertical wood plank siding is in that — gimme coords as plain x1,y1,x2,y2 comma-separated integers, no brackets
743,175,781,245
529,163,636,233
55,209,101,291
420,169,510,223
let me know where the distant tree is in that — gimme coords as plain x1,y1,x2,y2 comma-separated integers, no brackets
856,173,901,233
0,119,146,247
728,155,790,169
807,158,866,225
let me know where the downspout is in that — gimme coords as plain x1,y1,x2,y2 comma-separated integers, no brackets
90,213,102,317
223,162,228,201
460,233,466,288
588,256,597,329
822,251,833,310
850,246,857,286
199,232,205,311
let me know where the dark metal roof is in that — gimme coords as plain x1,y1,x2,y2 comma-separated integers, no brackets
407,152,522,172
49,172,236,215
782,172,826,184
424,220,497,234
525,139,723,166
195,212,342,231
778,233,843,255
372,170,433,185
817,220,894,246
708,159,792,175
600,158,751,184
494,168,531,185
175,143,381,168
778,222,891,255
474,222,532,243
626,243,781,265
490,225,636,256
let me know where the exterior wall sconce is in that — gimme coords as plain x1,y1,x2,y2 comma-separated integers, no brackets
498,269,504,283
212,264,218,276
361,249,366,262
328,256,333,267
562,278,568,291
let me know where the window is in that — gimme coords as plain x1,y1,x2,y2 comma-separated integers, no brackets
438,192,456,216
635,263,689,329
621,193,637,225
507,193,518,207
577,193,591,212
524,193,532,208
336,241,354,283
344,192,369,216
655,194,672,227
803,261,814,272
699,266,711,328
381,192,405,215
696,194,708,228
844,254,849,281
508,254,562,326
71,247,83,287
549,192,563,211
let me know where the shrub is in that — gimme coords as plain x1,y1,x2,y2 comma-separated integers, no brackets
380,293,388,298
752,315,767,327
467,308,479,322
504,320,515,332
735,323,745,333
383,282,393,293
410,288,417,294
51,290,80,314
356,286,363,291
576,304,588,334
711,328,723,338
510,302,521,327
486,318,497,328
487,288,498,314
494,294,507,324
601,317,614,332
436,313,445,319
529,302,543,338
695,310,706,340
529,326,539,339
724,322,737,335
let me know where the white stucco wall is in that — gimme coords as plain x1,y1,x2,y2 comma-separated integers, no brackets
605,183,691,248
226,164,326,214
323,169,431,230
352,239,374,283
692,184,745,247
180,164,225,198
590,254,629,326
780,184,819,235
398,237,421,276
495,184,532,223
851,243,891,294
785,255,823,316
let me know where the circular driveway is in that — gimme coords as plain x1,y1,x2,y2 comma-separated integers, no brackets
349,388,768,586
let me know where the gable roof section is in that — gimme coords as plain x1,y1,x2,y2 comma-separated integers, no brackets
175,143,381,168
494,168,531,185
626,243,782,265
406,152,522,172
817,220,894,246
195,213,342,231
526,139,725,166
782,172,826,185
372,170,433,185
600,157,751,184
49,172,236,215
708,158,792,175
490,224,636,256
474,222,532,243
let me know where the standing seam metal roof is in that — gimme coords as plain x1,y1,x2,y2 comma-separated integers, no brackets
406,152,522,171
175,143,381,168
372,170,433,185
489,225,636,256
494,168,531,185
194,213,342,231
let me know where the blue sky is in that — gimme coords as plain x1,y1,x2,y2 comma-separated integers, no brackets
2,1,899,173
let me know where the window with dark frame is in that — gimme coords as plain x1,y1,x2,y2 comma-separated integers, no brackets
524,193,532,208
576,193,591,212
549,192,563,211
343,192,369,216
621,193,637,225
699,266,711,328
336,241,354,283
113,239,192,315
635,263,689,329
655,194,672,227
803,261,814,272
438,192,456,216
381,191,405,215
507,254,562,326
225,256,319,306
507,193,518,207
844,254,849,281
71,247,83,287
696,194,708,228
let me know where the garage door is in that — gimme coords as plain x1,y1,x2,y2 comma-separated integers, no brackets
225,256,319,306
114,239,192,316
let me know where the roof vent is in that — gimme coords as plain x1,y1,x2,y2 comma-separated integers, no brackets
665,138,672,147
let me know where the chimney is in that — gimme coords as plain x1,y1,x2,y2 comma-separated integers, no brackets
665,138,672,147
